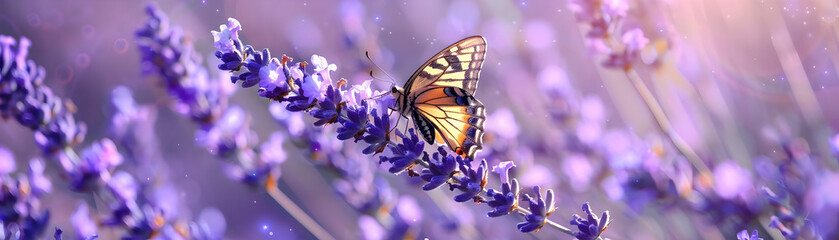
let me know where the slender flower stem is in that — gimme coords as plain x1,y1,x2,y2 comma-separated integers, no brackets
62,146,81,164
265,179,336,240
624,69,712,176
514,205,572,235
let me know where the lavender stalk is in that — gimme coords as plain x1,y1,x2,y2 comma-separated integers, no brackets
134,5,334,240
209,14,611,238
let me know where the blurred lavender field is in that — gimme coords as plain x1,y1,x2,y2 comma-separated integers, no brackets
2,0,839,239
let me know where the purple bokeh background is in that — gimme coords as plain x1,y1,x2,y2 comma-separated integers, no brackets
2,0,839,239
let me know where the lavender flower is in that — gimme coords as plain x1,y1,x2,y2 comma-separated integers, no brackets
379,129,424,174
602,28,649,70
224,131,287,185
260,132,288,167
109,86,164,168
486,161,520,217
0,149,52,239
256,56,292,99
108,171,138,202
451,158,488,203
569,0,654,70
517,186,557,232
196,105,256,157
334,176,395,213
27,159,51,197
759,139,824,240
299,71,329,105
764,188,820,239
71,204,99,240
34,111,87,154
136,4,230,122
6,25,215,239
60,138,123,191
309,55,337,91
346,80,373,107
235,48,274,88
188,208,227,240
336,99,369,141
737,230,763,240
419,147,458,191
310,85,343,126
2,34,183,240
0,35,87,154
361,108,389,155
211,18,243,56
569,202,610,239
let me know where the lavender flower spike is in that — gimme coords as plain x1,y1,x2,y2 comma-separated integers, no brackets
517,186,557,232
361,108,389,155
451,158,488,203
379,129,424,174
419,146,458,191
336,99,369,141
0,147,52,239
211,18,242,54
486,161,520,217
737,229,763,240
60,138,124,191
71,203,99,240
569,202,611,240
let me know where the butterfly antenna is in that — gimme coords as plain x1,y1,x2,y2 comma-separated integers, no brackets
366,51,397,85
368,70,393,85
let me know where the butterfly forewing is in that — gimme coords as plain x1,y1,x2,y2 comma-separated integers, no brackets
404,36,486,96
400,36,488,159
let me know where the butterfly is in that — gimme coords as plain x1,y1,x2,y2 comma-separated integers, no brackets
390,36,487,159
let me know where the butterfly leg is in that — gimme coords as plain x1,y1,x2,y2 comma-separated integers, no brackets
387,107,411,139
402,115,410,137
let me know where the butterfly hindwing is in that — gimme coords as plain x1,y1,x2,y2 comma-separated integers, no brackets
411,87,486,158
412,110,436,144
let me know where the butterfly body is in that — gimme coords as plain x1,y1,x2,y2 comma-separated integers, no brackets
391,36,487,159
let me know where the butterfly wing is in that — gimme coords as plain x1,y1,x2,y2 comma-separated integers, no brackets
403,36,486,97
410,87,486,158
399,36,488,159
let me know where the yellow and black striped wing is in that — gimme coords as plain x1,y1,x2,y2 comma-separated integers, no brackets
410,87,486,159
404,36,486,96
